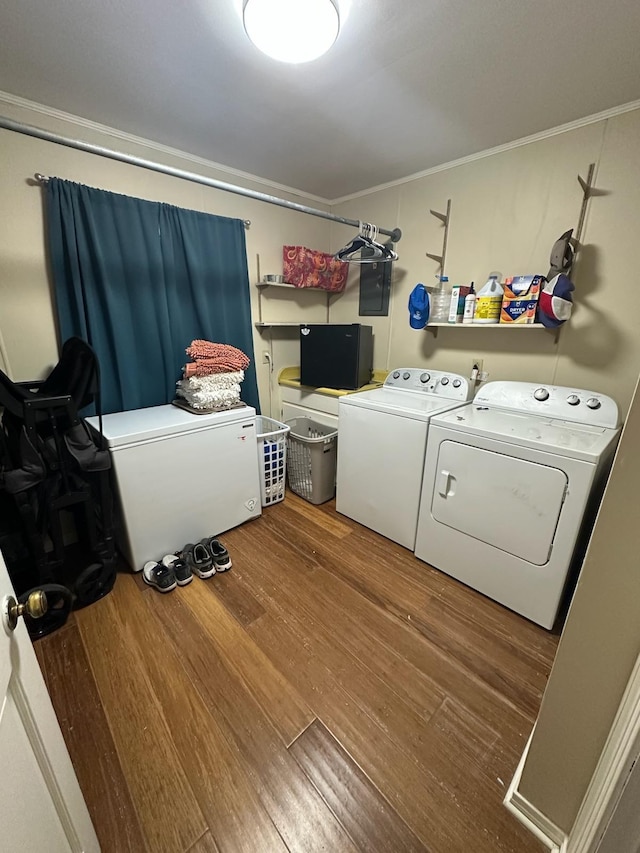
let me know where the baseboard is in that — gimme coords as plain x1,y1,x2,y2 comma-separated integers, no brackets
504,732,568,852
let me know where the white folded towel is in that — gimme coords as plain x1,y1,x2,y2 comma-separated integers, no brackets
176,370,244,410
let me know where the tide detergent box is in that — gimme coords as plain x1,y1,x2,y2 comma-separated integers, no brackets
500,274,545,324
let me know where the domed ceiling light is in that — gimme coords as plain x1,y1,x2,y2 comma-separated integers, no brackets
243,0,340,64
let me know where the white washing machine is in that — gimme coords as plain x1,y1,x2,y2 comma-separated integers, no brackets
414,381,621,628
336,368,471,549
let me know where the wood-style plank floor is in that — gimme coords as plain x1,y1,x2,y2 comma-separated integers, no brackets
34,493,559,853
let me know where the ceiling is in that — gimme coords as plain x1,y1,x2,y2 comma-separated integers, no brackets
1,0,639,200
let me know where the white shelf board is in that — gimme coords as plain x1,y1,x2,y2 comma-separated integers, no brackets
428,322,549,328
255,282,328,292
255,321,327,329
425,321,558,338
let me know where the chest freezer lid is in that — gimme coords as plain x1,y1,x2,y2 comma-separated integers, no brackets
86,403,256,448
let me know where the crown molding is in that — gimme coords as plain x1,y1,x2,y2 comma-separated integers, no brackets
0,90,331,207
330,99,640,205
3,88,639,211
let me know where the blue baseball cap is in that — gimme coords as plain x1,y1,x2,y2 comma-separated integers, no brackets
408,283,429,329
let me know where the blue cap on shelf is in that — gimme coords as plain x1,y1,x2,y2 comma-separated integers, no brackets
408,283,429,329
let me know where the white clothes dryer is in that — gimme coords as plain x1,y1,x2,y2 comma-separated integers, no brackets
336,368,471,549
414,381,621,629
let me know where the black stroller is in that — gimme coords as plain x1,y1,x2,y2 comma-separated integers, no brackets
0,337,117,638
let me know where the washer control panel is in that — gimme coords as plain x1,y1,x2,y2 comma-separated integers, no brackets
474,381,619,428
384,368,471,400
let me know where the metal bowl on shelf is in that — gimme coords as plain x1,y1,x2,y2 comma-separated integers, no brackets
263,274,285,283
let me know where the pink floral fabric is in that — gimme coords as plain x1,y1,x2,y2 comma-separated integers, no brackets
283,245,348,293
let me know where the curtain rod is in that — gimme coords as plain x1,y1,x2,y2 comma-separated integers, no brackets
1,115,402,242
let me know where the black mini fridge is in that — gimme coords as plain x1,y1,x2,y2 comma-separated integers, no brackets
299,324,373,390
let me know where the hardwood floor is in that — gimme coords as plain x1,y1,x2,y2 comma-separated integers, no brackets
34,493,559,852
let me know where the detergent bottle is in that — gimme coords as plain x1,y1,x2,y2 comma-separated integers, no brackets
474,274,503,324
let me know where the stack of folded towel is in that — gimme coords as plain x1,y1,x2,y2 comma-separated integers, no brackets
176,340,250,411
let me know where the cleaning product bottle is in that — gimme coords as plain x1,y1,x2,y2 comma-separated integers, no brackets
462,282,476,324
430,275,450,323
474,274,503,324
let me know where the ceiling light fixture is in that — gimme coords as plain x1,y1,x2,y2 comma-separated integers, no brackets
243,0,340,64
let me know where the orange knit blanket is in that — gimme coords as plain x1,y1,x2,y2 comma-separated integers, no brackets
184,340,250,377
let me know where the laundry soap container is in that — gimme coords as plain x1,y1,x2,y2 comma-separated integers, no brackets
474,275,503,324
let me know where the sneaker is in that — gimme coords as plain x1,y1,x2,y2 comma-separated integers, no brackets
162,554,192,586
200,536,232,572
142,561,177,593
180,542,215,579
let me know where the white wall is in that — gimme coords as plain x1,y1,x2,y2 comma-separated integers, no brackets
329,108,640,417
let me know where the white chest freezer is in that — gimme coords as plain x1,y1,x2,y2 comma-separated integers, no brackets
87,404,261,571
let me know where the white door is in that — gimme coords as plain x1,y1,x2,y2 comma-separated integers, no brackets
0,550,99,852
431,441,568,565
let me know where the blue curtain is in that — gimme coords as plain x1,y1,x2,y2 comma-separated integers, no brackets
45,179,259,414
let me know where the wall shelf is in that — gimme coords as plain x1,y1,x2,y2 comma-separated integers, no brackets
255,282,325,291
255,280,338,327
425,322,559,339
255,321,319,329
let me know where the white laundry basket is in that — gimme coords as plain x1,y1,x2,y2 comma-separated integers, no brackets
256,416,290,506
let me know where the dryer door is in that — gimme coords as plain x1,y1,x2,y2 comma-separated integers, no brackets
432,441,568,565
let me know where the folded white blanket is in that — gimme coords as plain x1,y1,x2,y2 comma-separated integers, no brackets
176,371,244,410
181,370,244,391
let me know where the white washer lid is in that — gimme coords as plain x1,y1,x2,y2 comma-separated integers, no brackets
86,403,256,448
339,387,467,421
431,404,620,462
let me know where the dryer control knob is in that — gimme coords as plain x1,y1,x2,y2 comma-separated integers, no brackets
403,372,411,380
392,371,400,379
452,379,462,388
567,394,581,406
440,377,449,385
419,372,430,383
586,397,601,410
534,388,549,401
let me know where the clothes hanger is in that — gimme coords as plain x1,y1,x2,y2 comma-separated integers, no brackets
334,222,399,264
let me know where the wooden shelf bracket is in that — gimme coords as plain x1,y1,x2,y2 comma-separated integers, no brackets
426,199,452,274
575,163,596,247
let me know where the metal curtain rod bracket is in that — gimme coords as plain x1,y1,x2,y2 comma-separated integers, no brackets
426,199,451,273
0,116,402,241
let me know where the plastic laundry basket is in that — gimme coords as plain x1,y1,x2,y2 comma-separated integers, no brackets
285,417,338,505
256,416,290,506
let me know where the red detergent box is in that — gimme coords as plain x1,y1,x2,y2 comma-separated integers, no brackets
500,274,545,324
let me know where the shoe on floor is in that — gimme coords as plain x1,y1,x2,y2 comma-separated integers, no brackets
162,554,192,586
142,561,177,593
200,536,232,572
180,542,215,579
